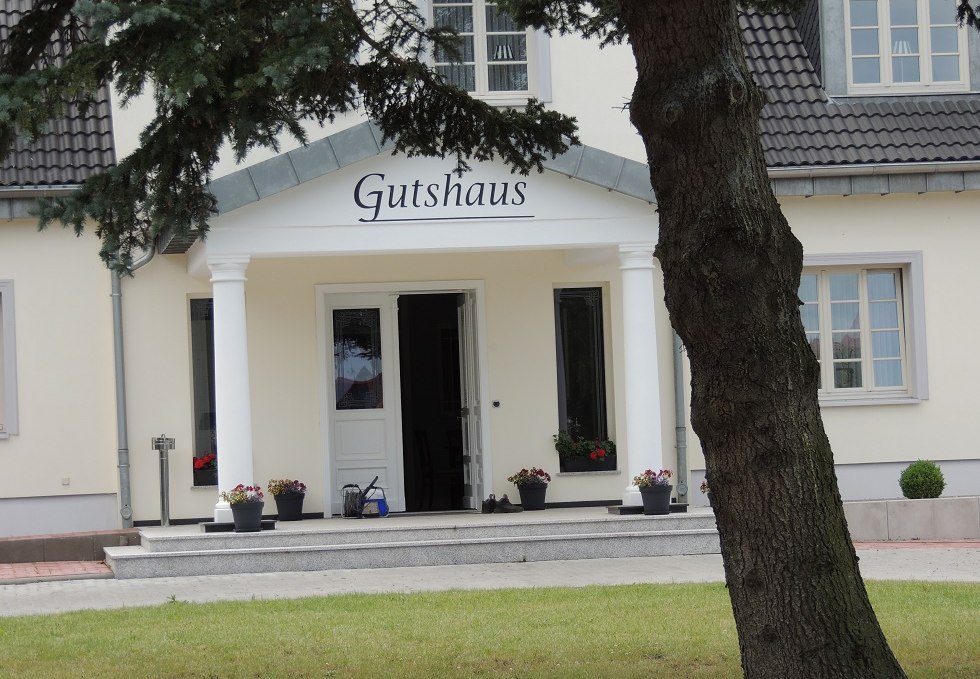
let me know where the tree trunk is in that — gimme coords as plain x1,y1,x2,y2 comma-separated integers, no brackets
618,2,907,677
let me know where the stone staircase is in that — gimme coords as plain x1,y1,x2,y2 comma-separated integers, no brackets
104,508,719,579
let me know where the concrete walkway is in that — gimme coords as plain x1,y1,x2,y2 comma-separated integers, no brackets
0,541,977,618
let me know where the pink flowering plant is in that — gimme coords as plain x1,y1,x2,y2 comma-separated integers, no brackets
220,484,264,504
507,467,552,486
633,469,673,488
267,479,307,496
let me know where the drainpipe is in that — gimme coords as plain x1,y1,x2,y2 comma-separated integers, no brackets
673,332,689,503
112,248,156,527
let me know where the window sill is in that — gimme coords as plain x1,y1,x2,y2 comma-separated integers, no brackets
845,84,971,96
818,396,922,407
477,95,533,108
556,470,621,477
191,484,217,489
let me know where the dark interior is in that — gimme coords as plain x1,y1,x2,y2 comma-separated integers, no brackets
398,294,466,511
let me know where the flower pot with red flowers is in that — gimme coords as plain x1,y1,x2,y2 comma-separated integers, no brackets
268,478,307,521
634,469,673,515
507,467,551,510
553,425,617,472
192,453,217,486
220,484,265,532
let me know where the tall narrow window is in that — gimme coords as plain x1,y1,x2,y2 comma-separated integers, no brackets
554,288,607,440
190,298,216,481
432,0,532,99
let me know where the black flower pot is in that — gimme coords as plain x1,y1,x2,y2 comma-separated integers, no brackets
231,501,264,532
517,482,547,510
193,468,218,486
274,493,305,521
639,485,672,515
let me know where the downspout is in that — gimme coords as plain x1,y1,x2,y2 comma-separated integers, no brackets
112,247,156,527
673,331,689,503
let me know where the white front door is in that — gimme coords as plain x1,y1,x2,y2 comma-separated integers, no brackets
326,293,405,513
457,291,484,509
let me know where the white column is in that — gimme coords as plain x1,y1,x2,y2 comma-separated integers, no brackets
619,244,664,506
209,255,255,523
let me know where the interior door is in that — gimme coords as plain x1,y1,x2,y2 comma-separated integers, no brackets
457,291,484,509
328,293,404,513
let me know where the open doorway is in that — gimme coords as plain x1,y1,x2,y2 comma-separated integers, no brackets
398,294,466,511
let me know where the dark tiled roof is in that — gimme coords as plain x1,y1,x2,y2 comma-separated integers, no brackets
742,10,980,168
792,0,822,85
0,1,115,189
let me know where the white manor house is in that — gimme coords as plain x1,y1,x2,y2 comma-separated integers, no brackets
2,0,980,536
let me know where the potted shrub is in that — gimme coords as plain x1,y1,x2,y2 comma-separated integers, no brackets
268,478,307,521
220,484,265,532
192,453,217,486
507,467,551,510
899,460,946,499
633,468,673,515
553,423,617,472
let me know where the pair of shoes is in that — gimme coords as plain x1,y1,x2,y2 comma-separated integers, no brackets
482,494,497,514
494,494,524,513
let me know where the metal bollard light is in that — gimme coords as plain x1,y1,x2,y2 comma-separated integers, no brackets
151,435,175,527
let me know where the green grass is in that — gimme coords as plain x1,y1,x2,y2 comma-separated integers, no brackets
0,582,976,678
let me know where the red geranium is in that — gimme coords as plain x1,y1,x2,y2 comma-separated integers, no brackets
193,453,217,470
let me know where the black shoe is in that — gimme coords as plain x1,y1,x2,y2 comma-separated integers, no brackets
494,494,524,513
481,494,497,514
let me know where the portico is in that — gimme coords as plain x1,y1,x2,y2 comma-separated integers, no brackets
187,131,673,520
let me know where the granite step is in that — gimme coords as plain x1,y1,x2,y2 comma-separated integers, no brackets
104,512,720,579
138,513,717,553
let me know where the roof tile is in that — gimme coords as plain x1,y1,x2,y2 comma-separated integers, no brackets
0,2,115,188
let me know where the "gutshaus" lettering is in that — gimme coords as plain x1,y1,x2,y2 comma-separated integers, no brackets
353,173,527,222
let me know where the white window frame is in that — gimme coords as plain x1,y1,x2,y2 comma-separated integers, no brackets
0,280,19,437
845,0,969,94
803,252,927,406
425,0,552,105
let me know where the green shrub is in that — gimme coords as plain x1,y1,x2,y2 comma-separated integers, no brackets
899,459,946,499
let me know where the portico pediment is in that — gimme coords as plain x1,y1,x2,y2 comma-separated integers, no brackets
196,123,658,258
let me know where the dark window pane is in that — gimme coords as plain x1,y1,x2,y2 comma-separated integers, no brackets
334,308,384,410
488,64,528,91
554,288,607,441
436,64,476,91
190,298,217,458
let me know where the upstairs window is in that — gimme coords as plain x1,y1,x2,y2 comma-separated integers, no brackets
0,281,18,438
847,0,968,92
432,0,543,103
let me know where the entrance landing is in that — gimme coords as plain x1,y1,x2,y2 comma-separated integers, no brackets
105,507,720,579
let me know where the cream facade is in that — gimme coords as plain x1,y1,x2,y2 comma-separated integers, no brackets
3,3,980,536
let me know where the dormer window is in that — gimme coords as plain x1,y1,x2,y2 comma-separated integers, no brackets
432,0,549,105
847,0,968,92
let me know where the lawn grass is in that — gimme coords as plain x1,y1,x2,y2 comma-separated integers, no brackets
0,581,976,678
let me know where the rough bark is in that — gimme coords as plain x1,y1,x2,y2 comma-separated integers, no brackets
618,2,907,677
